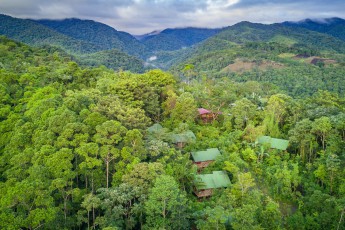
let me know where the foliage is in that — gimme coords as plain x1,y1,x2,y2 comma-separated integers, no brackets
1,26,345,230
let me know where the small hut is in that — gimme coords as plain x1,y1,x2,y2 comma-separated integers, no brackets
171,130,196,149
198,108,221,123
191,148,221,170
147,123,168,140
194,171,231,198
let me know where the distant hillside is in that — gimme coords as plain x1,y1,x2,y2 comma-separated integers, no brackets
165,21,345,97
0,14,146,71
0,14,103,54
282,17,345,41
35,18,150,58
150,21,345,70
212,21,345,53
79,49,145,73
142,27,221,51
177,21,345,63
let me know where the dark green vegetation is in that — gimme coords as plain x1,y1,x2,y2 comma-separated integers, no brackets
0,14,101,54
1,30,345,229
169,21,345,98
0,14,145,72
1,13,345,230
282,17,345,42
35,18,149,58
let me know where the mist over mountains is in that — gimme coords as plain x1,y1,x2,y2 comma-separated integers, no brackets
1,13,345,72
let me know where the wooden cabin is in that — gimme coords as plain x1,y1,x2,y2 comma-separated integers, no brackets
171,130,196,149
194,171,231,198
191,148,221,170
198,108,221,123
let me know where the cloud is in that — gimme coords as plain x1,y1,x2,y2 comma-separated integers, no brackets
0,0,344,34
232,0,345,8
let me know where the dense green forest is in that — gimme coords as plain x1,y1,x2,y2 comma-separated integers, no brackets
0,15,147,71
282,18,345,42
1,28,345,230
34,18,150,59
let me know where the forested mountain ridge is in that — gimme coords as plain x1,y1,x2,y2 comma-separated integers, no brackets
149,19,345,69
0,14,103,54
35,18,150,58
0,14,146,72
1,24,345,230
2,13,345,74
202,21,345,53
141,27,221,51
165,21,345,98
282,17,345,42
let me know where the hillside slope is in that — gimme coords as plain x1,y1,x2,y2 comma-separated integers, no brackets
0,14,103,54
166,22,345,97
282,17,345,42
0,15,146,71
35,18,149,58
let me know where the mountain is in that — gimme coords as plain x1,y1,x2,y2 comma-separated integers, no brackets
0,14,146,71
178,21,345,63
141,27,221,51
34,18,150,58
133,30,162,41
282,17,345,41
212,21,345,52
164,21,345,97
0,14,103,54
152,21,345,70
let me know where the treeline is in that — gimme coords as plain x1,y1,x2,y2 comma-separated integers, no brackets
0,36,345,230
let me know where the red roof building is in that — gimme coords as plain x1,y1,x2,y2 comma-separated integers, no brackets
198,108,221,123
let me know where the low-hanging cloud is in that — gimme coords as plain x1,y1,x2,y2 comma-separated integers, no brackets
0,0,344,34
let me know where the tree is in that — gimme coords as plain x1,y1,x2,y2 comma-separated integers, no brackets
231,204,262,230
144,175,190,229
259,198,282,229
171,92,197,123
97,183,145,229
195,206,229,230
230,98,257,129
312,116,332,150
122,162,165,193
45,148,76,225
93,120,127,188
326,153,341,194
182,64,196,84
80,193,101,230
76,143,102,192
289,118,315,162
256,146,269,163
233,172,256,200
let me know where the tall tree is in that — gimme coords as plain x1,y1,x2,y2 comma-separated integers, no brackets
144,175,190,229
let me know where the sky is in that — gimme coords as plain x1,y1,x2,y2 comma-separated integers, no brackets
0,0,344,34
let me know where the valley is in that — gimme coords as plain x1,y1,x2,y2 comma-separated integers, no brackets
0,13,345,230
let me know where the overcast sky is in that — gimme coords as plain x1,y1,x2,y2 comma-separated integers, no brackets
1,0,344,34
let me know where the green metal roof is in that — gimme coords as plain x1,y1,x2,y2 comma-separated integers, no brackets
191,148,221,162
271,138,289,150
171,130,196,143
195,171,231,190
257,135,289,150
257,136,271,144
147,123,163,133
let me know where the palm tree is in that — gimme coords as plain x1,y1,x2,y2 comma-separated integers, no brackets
256,145,269,163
